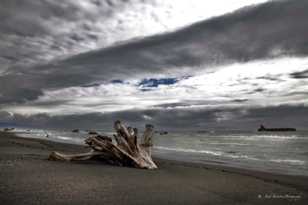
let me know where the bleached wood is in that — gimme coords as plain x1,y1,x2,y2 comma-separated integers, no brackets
48,120,157,169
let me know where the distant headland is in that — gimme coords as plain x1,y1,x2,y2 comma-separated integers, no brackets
258,125,296,132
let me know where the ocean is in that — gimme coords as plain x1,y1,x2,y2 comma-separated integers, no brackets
9,128,308,176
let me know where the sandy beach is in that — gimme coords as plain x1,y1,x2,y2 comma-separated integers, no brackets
0,131,307,205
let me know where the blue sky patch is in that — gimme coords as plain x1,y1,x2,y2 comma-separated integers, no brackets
138,78,178,89
111,79,124,84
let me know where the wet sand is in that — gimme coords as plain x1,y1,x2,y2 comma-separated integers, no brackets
0,131,307,205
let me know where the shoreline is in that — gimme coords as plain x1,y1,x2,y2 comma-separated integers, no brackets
1,131,307,204
10,131,308,190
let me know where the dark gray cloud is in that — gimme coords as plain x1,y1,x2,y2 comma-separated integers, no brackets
1,0,308,130
35,0,308,79
0,0,127,72
1,0,307,104
2,0,248,73
2,105,308,131
290,69,308,79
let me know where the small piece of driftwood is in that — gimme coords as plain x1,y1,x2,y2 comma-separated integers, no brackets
49,120,157,169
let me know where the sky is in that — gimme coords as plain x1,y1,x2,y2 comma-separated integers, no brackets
0,0,308,130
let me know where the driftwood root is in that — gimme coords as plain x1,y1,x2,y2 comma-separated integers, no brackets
48,120,157,169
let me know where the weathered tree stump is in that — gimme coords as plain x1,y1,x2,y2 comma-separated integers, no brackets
48,120,157,169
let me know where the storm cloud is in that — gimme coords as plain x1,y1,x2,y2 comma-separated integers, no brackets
0,0,269,73
1,105,308,131
29,0,308,79
1,0,308,130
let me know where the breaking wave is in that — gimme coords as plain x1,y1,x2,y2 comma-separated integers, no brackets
155,146,223,156
270,159,305,165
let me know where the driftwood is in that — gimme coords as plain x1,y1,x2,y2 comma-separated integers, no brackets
49,120,157,169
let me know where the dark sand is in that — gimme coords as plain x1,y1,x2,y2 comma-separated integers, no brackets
0,131,307,205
